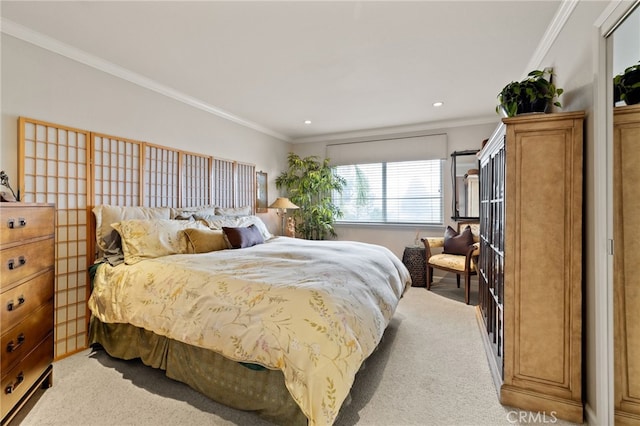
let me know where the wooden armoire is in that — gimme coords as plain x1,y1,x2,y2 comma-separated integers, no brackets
477,111,584,423
613,104,640,425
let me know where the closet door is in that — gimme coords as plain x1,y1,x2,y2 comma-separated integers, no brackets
613,104,640,424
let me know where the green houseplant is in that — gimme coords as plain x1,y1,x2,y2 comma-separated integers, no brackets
614,61,640,105
275,153,346,240
496,69,564,117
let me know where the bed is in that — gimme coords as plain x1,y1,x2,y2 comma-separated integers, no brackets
87,205,411,425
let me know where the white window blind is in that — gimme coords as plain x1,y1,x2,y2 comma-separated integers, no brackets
326,134,447,166
333,159,443,224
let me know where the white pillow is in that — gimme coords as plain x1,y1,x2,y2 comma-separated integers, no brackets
196,214,272,241
214,206,251,216
170,205,217,220
112,219,205,265
93,205,170,260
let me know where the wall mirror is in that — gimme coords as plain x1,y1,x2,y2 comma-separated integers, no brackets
451,150,480,221
608,2,640,422
256,171,268,213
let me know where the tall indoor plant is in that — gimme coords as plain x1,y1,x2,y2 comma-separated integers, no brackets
276,153,346,240
497,69,563,117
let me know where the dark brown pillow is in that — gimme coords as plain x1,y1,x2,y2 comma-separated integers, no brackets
222,225,264,249
443,225,474,255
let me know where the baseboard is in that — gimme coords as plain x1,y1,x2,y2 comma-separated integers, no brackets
584,402,598,426
500,384,584,424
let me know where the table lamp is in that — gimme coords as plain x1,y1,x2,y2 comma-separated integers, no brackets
268,197,299,235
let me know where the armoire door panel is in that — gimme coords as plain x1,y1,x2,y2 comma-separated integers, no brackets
509,124,572,389
614,105,640,422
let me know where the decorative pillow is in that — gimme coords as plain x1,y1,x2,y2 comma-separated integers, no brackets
443,225,474,255
93,205,171,261
195,214,272,241
112,219,205,264
214,206,251,216
183,228,226,253
222,225,264,249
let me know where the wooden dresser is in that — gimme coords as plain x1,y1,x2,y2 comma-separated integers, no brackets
477,112,584,422
0,203,54,425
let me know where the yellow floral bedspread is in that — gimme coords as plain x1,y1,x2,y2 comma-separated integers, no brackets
88,237,411,425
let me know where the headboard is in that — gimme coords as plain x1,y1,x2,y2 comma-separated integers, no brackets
18,116,257,359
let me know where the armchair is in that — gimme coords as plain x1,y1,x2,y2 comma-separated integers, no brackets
421,221,480,304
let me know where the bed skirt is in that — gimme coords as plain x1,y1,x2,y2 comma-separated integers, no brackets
88,317,307,425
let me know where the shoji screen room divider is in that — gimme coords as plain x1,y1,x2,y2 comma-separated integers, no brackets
18,117,256,359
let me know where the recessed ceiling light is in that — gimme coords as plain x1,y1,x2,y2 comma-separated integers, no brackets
304,120,312,125
433,101,444,107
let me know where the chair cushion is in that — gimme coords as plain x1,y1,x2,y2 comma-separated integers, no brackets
443,225,474,255
429,253,476,272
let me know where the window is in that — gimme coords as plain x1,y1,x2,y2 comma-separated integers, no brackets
333,159,443,224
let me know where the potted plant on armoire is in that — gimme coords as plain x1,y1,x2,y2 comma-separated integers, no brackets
496,68,564,117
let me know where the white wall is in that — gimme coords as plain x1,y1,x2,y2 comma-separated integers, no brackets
291,121,496,258
0,35,292,233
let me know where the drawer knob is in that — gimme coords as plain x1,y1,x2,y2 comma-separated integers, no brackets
6,333,25,353
7,256,26,270
4,372,24,395
6,295,26,311
6,218,26,229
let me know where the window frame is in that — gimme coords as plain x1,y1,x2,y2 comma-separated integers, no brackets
332,159,444,226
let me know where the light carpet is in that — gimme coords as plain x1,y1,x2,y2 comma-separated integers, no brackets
15,285,580,426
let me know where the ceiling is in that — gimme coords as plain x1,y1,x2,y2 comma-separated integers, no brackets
1,1,563,142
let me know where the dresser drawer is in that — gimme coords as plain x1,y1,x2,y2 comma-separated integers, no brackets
0,205,54,247
0,332,53,419
1,303,54,373
0,238,54,290
0,270,54,329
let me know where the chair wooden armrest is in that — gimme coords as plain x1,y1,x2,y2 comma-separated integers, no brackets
422,237,444,248
421,237,444,259
464,242,481,271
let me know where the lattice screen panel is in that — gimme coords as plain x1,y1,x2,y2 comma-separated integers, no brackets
19,117,258,360
213,158,235,208
236,162,256,212
19,117,90,359
144,144,179,208
92,134,143,207
182,153,211,207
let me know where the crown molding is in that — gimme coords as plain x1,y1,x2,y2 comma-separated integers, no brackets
292,115,499,145
0,18,291,142
524,0,580,74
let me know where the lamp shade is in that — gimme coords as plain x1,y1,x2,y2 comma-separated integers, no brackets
269,197,299,209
